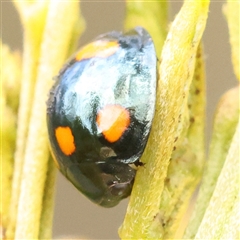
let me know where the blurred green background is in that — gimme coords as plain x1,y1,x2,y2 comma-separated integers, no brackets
2,1,236,239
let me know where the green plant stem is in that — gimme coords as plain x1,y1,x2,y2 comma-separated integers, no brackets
7,2,49,238
1,45,21,231
183,85,239,238
219,190,240,239
124,0,168,57
38,157,57,239
14,1,84,238
2,45,21,112
119,1,209,239
223,0,239,81
161,43,206,239
187,44,206,170
195,120,240,239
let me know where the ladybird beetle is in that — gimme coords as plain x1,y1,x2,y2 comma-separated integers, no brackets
47,27,157,207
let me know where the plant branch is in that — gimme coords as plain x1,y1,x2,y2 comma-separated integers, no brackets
184,85,239,238
12,1,84,238
119,1,210,239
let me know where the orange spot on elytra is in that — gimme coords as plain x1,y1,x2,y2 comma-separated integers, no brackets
96,105,130,143
75,40,119,61
55,126,76,155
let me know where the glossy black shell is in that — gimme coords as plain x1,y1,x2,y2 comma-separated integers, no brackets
47,27,156,207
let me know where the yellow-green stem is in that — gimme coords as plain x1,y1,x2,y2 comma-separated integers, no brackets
119,1,209,239
38,157,57,239
223,0,239,80
1,45,21,231
124,0,168,57
184,85,239,238
14,1,84,238
219,190,240,239
7,2,49,238
161,43,206,239
195,120,240,239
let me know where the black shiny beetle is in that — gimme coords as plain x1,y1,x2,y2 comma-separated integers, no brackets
47,27,156,207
